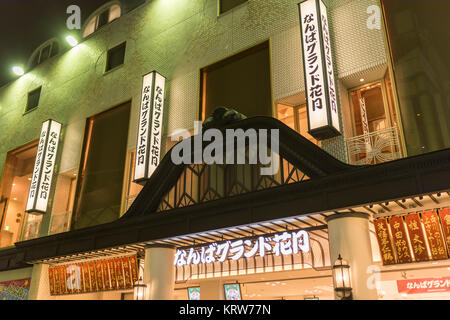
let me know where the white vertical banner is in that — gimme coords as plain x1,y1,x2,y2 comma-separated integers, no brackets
319,0,340,133
299,0,341,140
134,71,166,183
26,119,62,214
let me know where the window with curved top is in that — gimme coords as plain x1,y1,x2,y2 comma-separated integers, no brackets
29,41,60,69
83,4,121,38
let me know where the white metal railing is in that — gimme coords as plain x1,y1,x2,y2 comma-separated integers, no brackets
346,126,402,165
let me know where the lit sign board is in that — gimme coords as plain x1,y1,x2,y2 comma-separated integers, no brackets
134,71,166,184
26,119,62,214
397,277,450,295
173,229,310,267
298,0,341,140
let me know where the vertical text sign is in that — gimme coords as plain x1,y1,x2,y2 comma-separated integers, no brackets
26,119,62,214
134,71,166,183
299,0,341,140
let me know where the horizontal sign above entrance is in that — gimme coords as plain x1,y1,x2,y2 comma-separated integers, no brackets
174,229,310,267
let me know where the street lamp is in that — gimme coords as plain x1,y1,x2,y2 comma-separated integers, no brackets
133,276,147,300
332,254,353,300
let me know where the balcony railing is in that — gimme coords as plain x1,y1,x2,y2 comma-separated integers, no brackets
346,126,403,165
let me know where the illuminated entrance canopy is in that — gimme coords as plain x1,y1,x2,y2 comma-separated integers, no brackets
174,229,310,267
298,0,341,140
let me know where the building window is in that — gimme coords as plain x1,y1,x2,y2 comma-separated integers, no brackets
0,142,39,247
71,102,131,230
106,42,126,72
29,40,60,69
381,0,450,156
200,41,272,120
122,151,143,213
83,4,121,38
48,170,78,235
345,76,403,165
277,104,320,146
349,77,398,137
219,0,247,15
25,87,42,113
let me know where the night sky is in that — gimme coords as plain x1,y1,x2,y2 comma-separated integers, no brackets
0,0,111,87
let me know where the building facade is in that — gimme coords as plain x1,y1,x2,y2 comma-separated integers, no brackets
0,0,449,300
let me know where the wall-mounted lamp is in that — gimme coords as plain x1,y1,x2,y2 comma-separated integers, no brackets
332,254,353,300
133,277,147,300
12,66,24,76
65,35,79,47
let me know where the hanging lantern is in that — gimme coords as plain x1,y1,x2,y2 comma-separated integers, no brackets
332,254,352,300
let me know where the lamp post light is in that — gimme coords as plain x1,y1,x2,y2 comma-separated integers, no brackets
133,276,147,300
332,254,353,300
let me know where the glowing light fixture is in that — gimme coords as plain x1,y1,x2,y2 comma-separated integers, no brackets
133,277,147,300
12,66,24,76
332,254,353,300
66,35,78,47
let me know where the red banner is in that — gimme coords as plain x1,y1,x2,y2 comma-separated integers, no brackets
129,255,139,283
438,208,450,252
102,260,111,290
122,256,133,288
109,259,117,290
48,267,56,296
374,218,396,265
49,256,137,296
422,211,447,260
95,261,104,291
89,261,98,292
389,216,412,263
83,262,91,293
53,266,60,295
115,257,125,289
404,213,429,262
60,265,68,295
398,277,450,294
77,263,85,293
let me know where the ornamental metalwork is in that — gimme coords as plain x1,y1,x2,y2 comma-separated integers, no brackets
345,126,402,165
157,155,309,212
